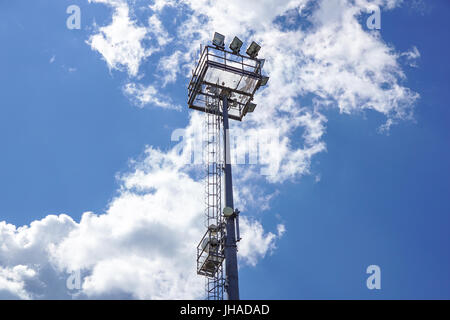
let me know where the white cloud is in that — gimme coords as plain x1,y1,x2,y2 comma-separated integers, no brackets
401,46,421,68
148,15,172,47
158,51,183,86
123,82,181,110
0,266,36,300
0,147,282,299
0,0,420,299
149,0,177,13
239,218,285,267
87,0,153,77
152,0,419,182
298,0,419,121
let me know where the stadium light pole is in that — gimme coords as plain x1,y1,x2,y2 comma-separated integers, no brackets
189,32,269,300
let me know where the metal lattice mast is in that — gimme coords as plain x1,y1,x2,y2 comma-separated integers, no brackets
190,32,268,301
203,95,225,300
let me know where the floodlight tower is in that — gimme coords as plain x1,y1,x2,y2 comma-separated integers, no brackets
188,33,269,300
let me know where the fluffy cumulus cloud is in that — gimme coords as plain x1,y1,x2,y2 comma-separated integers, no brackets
0,0,419,299
123,82,181,109
0,147,282,299
142,0,418,182
0,266,37,300
88,0,168,77
87,0,419,179
239,218,286,267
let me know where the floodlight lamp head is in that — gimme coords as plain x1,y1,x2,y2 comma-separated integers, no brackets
260,76,269,87
246,41,261,58
229,36,243,54
212,32,225,49
247,103,257,113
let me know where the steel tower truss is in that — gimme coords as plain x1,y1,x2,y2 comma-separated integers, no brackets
191,36,268,300
200,95,225,300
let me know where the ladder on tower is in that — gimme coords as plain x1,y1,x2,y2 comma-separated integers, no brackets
196,94,225,300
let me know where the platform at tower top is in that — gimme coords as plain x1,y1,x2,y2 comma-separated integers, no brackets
188,45,264,121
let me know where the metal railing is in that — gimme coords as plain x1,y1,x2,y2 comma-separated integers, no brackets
188,46,263,121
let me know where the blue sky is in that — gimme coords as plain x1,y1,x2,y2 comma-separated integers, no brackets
0,0,449,299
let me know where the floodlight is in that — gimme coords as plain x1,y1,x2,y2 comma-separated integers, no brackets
212,32,225,48
246,41,261,58
260,76,269,87
247,103,257,113
229,36,243,54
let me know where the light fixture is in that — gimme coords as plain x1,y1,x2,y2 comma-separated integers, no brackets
208,224,219,235
260,76,269,87
212,32,225,48
246,41,261,58
223,207,234,217
247,103,257,113
229,36,243,54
